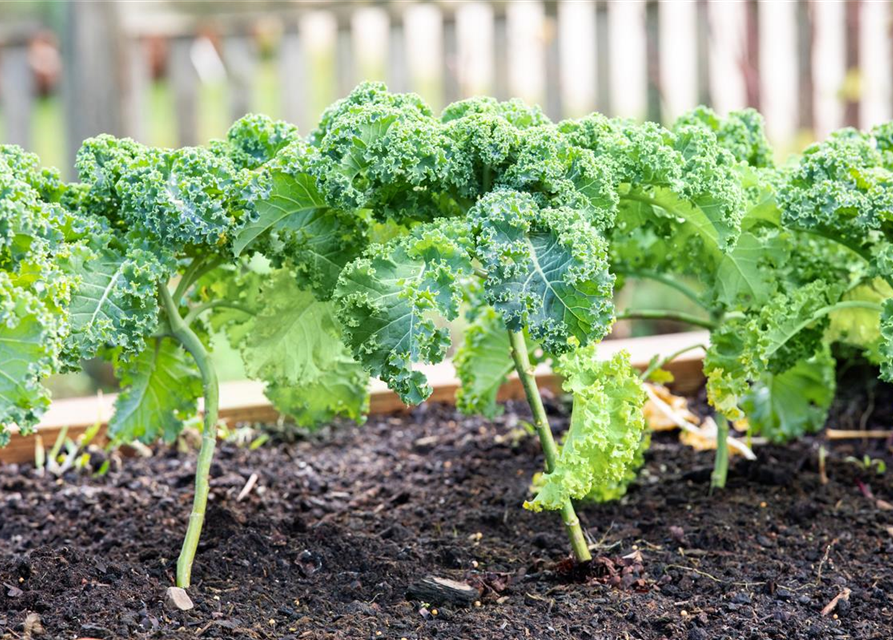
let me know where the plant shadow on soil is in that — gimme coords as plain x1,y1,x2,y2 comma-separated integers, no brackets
2,371,893,639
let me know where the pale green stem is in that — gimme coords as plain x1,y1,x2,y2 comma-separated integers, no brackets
640,343,706,381
184,301,254,327
507,331,592,563
616,267,708,311
616,308,718,330
160,284,220,589
762,300,884,361
711,416,730,493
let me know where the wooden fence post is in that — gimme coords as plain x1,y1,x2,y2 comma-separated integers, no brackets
544,0,562,121
280,18,308,133
844,0,861,128
645,0,662,123
169,35,199,147
797,0,815,132
62,1,125,173
0,41,35,149
696,0,712,107
388,7,408,93
595,0,611,115
224,32,258,122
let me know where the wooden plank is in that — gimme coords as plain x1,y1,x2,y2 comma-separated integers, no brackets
442,12,459,105
843,0,860,128
0,332,708,465
743,0,761,111
0,44,34,148
169,35,199,147
335,13,354,98
645,0,662,123
224,33,258,122
695,0,712,107
492,6,508,101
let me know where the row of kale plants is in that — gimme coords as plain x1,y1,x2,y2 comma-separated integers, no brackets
2,82,891,589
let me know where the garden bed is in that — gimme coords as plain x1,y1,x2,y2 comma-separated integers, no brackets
2,381,892,639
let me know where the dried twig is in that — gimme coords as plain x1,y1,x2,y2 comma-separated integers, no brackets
237,473,259,502
643,384,756,460
821,587,851,616
826,429,893,440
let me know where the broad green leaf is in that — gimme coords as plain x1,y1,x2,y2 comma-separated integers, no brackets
234,172,327,256
713,231,783,307
742,348,835,443
109,339,202,443
703,320,758,421
265,357,369,429
473,189,614,354
335,219,473,404
0,276,56,437
454,308,515,418
243,270,349,386
828,280,889,360
64,243,164,363
526,349,646,512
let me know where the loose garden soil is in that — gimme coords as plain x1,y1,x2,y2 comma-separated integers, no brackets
2,372,893,639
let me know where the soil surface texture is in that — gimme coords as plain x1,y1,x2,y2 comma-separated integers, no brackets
2,387,893,639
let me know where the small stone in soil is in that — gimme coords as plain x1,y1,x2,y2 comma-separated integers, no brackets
164,587,194,612
406,576,479,606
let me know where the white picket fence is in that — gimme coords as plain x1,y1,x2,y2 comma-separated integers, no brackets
0,1,890,167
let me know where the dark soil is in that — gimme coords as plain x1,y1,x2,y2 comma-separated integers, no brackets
2,388,893,639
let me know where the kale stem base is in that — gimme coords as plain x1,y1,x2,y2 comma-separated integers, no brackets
507,331,592,563
160,285,220,589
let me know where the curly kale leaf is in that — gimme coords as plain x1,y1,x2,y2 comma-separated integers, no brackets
741,347,835,443
211,113,299,171
454,307,516,418
116,146,270,251
751,281,841,374
62,240,167,364
472,189,614,354
109,338,202,443
778,130,893,245
0,274,59,438
242,269,356,387
264,357,370,429
526,349,646,512
674,106,774,168
703,319,759,421
235,166,367,298
335,218,473,404
499,126,618,230
309,83,449,220
74,134,146,222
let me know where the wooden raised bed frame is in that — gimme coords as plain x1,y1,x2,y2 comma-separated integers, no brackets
0,331,709,465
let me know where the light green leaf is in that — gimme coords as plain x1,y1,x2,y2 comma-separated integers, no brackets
243,270,348,386
0,276,57,436
265,357,369,429
742,348,835,443
455,308,515,418
64,243,164,363
526,349,646,512
109,339,202,443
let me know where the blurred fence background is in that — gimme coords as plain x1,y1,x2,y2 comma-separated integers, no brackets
0,0,890,175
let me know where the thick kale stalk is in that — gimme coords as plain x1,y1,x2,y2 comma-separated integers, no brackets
158,283,220,588
508,331,590,562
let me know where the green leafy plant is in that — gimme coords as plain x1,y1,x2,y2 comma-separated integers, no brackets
7,83,888,578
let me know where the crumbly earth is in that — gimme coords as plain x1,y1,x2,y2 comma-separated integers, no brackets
1,389,892,639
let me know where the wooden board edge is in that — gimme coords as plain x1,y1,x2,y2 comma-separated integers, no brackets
0,331,708,465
